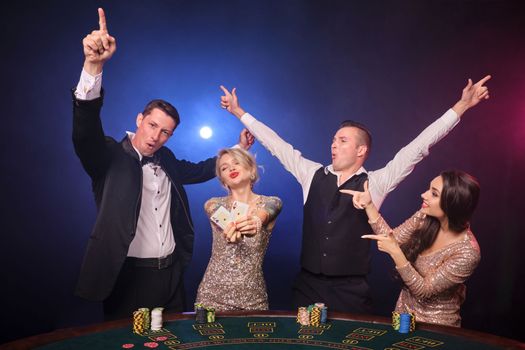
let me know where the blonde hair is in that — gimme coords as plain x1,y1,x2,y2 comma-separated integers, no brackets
216,148,259,190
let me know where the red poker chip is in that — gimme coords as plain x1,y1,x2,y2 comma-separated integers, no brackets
121,344,135,349
155,336,168,341
144,342,159,348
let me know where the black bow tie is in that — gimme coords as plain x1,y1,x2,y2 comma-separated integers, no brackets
141,155,159,166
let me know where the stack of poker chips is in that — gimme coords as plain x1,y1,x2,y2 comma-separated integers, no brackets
315,302,328,324
151,307,164,331
194,303,216,324
310,306,321,326
392,311,416,333
194,303,207,324
206,307,216,323
392,311,400,331
297,307,310,325
296,303,328,326
139,308,151,330
133,308,150,334
409,313,416,331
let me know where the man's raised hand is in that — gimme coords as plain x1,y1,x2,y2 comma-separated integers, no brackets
82,8,117,75
452,75,491,117
220,85,245,118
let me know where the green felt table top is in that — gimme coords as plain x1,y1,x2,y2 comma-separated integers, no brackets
2,311,524,350
27,313,522,350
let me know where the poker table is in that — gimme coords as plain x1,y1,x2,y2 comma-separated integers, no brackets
2,311,524,350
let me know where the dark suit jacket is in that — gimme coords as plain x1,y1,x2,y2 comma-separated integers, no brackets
72,92,216,301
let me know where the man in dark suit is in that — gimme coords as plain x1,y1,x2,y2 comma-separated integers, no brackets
72,8,253,320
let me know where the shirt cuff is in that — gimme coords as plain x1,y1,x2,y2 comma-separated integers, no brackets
240,112,256,126
74,69,103,100
442,108,460,127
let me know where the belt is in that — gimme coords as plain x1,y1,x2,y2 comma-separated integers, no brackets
127,253,174,269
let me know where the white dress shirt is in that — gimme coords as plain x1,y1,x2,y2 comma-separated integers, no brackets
75,69,175,258
240,109,459,209
127,135,176,258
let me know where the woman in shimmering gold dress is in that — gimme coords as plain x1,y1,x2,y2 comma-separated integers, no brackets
342,170,480,327
196,148,282,311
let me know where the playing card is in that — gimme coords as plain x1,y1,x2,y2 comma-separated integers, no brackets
210,206,232,230
231,200,249,221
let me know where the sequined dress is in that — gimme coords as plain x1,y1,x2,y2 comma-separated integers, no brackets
196,195,282,311
370,211,481,327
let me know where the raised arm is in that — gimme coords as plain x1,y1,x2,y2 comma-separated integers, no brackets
72,8,118,179
220,86,322,203
369,75,491,209
74,8,116,101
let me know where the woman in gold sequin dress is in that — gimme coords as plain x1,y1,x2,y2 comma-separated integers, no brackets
342,170,480,327
196,148,282,311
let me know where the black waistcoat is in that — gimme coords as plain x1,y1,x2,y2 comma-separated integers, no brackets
301,168,372,276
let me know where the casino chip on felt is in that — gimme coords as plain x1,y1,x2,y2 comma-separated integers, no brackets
144,342,159,348
392,312,416,333
121,344,134,349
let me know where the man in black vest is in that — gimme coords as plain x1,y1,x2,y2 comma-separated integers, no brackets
218,76,490,313
72,9,253,320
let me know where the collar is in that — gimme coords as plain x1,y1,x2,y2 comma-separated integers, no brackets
121,131,142,161
123,131,165,165
324,164,367,176
324,164,368,186
125,131,144,161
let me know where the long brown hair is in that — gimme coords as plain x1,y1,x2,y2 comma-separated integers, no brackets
401,170,480,263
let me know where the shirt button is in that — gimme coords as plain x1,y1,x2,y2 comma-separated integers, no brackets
327,220,332,224
157,191,160,194
155,208,158,211
159,224,162,228
323,253,327,257
325,237,329,240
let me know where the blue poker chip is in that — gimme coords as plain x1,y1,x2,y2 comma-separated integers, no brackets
398,312,413,333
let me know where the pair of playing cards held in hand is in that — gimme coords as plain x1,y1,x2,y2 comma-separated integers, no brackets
210,201,250,230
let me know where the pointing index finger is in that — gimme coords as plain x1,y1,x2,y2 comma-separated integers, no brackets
477,74,492,86
340,189,357,196
98,8,108,32
220,85,231,95
361,234,381,240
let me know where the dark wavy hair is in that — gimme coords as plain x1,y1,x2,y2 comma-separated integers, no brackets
400,170,480,263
